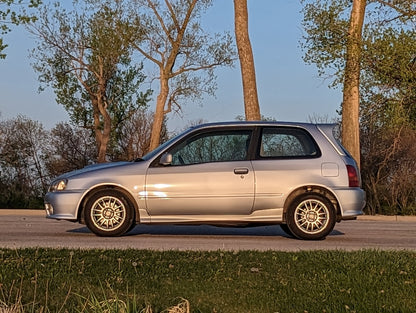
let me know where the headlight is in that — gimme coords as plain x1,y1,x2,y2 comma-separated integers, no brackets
49,179,68,192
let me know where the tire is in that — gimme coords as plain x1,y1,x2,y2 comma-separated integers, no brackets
286,193,336,240
279,224,294,237
84,189,135,237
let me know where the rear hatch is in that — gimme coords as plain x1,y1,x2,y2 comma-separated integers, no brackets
317,124,362,187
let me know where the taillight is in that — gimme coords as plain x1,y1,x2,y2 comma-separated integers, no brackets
346,165,360,187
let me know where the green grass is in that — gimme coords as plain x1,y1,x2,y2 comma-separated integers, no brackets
0,249,415,312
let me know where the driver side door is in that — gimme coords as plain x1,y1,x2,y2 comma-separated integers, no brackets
145,128,255,217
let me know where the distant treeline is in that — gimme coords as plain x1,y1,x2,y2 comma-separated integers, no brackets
0,111,169,209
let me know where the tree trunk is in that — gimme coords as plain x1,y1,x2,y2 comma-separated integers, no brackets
93,93,112,163
342,0,366,168
100,110,111,163
92,100,104,163
233,0,261,121
149,76,169,151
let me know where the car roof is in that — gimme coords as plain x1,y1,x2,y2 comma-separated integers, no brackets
188,121,335,131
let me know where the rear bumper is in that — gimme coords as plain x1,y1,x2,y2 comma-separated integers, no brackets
332,188,366,219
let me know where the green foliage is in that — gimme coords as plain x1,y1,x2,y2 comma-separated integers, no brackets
0,38,6,58
301,0,416,89
132,0,235,118
0,0,41,58
301,0,416,214
1,249,416,312
300,0,350,86
361,27,416,124
31,1,150,127
29,0,152,161
358,18,416,215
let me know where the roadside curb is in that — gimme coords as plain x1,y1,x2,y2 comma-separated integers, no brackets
357,215,416,222
0,209,44,216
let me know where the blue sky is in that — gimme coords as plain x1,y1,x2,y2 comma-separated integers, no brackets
0,1,341,132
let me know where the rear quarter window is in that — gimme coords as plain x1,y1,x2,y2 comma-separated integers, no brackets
258,127,321,158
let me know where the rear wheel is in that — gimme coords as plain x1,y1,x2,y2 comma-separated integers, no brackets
286,193,336,240
84,190,135,237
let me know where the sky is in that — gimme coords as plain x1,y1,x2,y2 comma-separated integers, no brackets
0,1,341,133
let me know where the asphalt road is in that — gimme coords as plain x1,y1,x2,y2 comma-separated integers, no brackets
1,210,416,251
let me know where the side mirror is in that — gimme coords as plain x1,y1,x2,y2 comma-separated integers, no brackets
159,153,173,166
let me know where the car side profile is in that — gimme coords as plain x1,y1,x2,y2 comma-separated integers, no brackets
45,121,365,240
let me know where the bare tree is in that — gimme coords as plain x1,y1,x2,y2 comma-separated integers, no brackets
112,108,168,160
0,115,49,207
45,122,97,178
131,0,235,151
233,0,260,120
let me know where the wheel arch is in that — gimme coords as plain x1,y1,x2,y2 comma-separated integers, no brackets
77,185,139,224
283,185,341,222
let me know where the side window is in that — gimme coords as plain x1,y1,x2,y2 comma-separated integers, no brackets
259,127,320,158
169,130,251,165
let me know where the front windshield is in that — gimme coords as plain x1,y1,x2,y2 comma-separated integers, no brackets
139,130,189,161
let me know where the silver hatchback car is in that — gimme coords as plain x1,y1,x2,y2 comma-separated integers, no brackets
45,121,365,240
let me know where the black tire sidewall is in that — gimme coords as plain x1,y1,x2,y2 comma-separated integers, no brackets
279,224,295,238
286,193,336,240
84,189,135,237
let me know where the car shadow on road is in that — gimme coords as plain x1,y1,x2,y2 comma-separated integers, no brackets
67,224,344,238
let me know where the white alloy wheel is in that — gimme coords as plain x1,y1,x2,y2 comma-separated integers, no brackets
84,190,134,236
294,198,330,234
287,193,336,240
91,195,127,232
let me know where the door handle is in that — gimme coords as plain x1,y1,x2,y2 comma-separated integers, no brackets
234,168,249,175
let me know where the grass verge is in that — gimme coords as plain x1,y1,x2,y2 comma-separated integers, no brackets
0,249,415,312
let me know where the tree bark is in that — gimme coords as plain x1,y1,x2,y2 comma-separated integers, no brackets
93,77,112,163
93,95,111,163
342,0,366,168
149,75,170,151
146,0,197,151
233,0,261,121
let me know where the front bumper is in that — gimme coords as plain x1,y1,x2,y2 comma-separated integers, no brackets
44,190,85,221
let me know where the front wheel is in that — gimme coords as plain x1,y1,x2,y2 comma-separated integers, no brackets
84,190,135,237
286,193,336,240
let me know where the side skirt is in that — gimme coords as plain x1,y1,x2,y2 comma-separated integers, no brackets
138,208,284,224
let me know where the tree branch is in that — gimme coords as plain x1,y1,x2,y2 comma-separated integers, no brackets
146,0,173,43
171,61,224,78
377,0,416,19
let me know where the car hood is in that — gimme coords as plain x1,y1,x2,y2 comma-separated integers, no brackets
54,161,135,180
